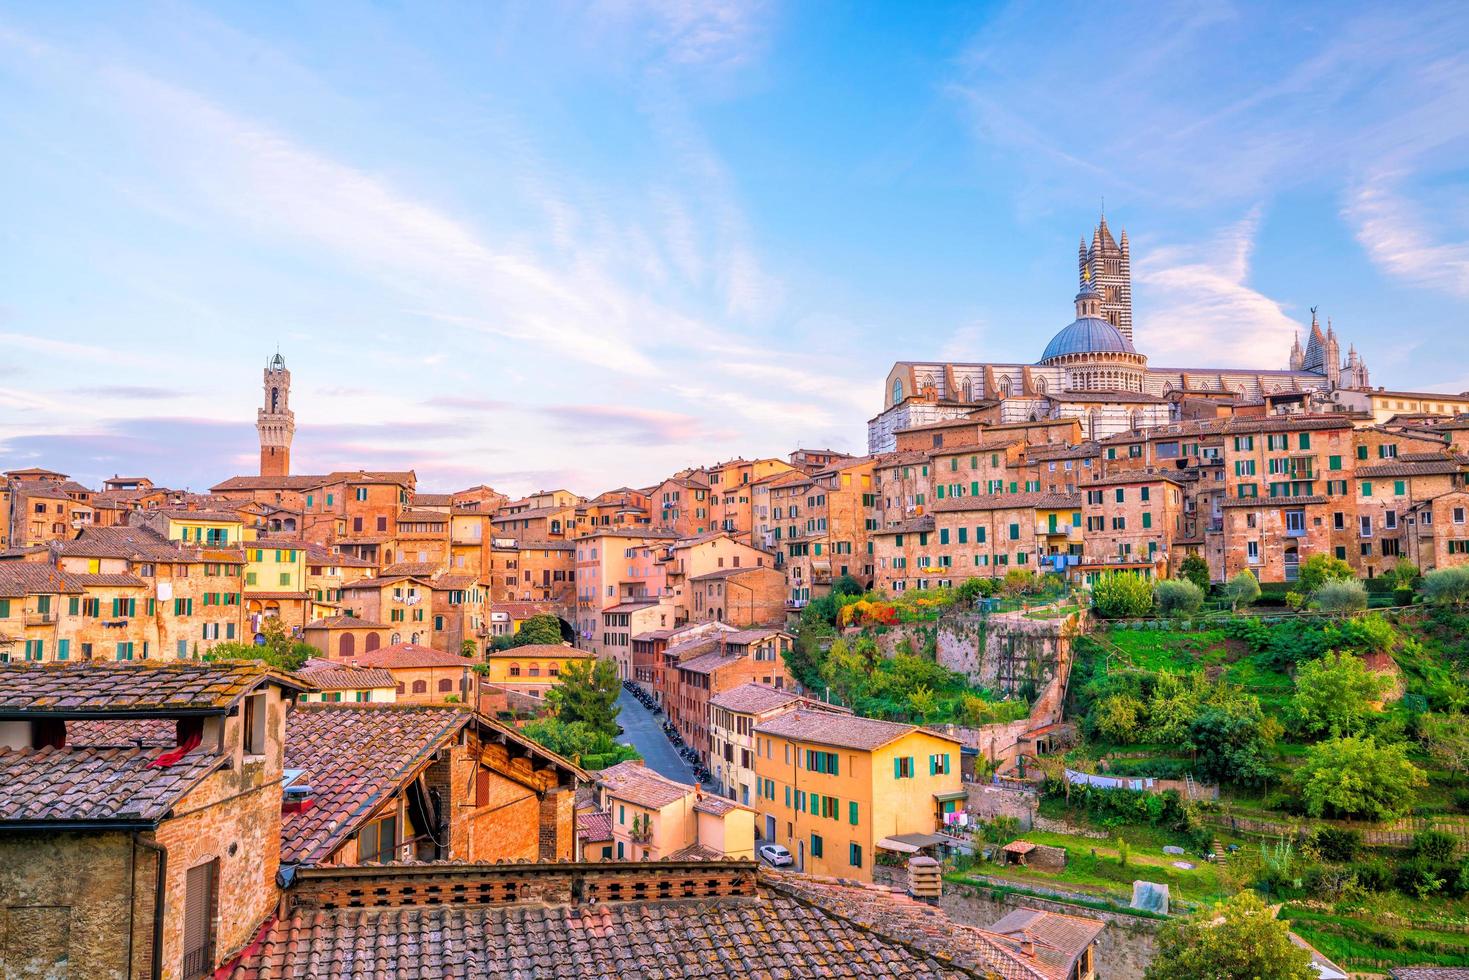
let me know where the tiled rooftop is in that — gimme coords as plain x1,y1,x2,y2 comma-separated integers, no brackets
596,760,693,810
65,717,177,748
756,709,952,752
296,661,398,691
0,661,302,716
347,644,473,670
708,683,803,715
0,745,221,825
306,615,389,629
577,810,613,843
230,864,1049,979
281,704,471,864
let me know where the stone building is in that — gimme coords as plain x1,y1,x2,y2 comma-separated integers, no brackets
0,661,309,978
256,352,294,479
870,216,1368,453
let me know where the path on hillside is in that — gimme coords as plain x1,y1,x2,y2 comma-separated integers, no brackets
614,689,703,785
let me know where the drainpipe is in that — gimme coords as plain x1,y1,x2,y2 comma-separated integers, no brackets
134,834,167,980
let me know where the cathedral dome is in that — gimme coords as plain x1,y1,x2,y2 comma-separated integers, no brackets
1040,316,1136,362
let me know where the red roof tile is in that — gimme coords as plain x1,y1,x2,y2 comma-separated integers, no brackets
0,745,221,825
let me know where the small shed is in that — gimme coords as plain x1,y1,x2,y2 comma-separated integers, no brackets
1001,840,1036,866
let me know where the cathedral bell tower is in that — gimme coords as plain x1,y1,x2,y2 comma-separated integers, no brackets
257,351,294,478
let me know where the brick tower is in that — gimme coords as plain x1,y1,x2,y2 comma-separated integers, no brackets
257,351,294,478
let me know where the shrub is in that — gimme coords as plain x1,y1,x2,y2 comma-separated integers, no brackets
1411,829,1459,865
1291,650,1387,738
1224,570,1261,610
1155,579,1204,616
1307,827,1362,863
1314,579,1368,613
1092,572,1155,618
1352,858,1392,892
1423,566,1469,608
957,577,1000,602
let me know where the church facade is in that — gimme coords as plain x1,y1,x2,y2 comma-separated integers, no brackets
869,216,1370,453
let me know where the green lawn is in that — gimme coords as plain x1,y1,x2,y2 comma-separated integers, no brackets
969,828,1226,906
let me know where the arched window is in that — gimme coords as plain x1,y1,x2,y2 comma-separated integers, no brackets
891,377,904,405
411,632,421,644
509,663,521,677
391,632,402,645
365,632,381,652
339,633,355,658
998,375,1012,397
961,378,973,402
437,679,453,693
412,680,428,694
396,682,405,694
270,387,279,412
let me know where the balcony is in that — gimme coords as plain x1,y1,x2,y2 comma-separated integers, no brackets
25,612,55,627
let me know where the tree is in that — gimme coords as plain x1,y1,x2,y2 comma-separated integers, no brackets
1314,579,1367,613
204,617,317,672
957,577,999,603
1423,566,1469,608
1144,890,1314,980
520,717,640,770
1295,736,1426,820
1223,570,1261,611
1179,553,1211,592
907,685,939,722
1297,553,1356,595
830,574,863,597
1391,558,1421,591
1292,650,1387,738
545,657,621,737
509,614,566,647
1420,712,1469,775
820,637,870,707
1091,572,1154,618
1187,690,1279,786
1155,579,1204,616
460,640,478,658
1093,693,1144,743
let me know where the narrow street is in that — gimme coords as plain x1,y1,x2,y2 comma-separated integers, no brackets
614,688,703,785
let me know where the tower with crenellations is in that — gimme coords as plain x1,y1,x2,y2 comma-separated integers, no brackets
257,351,294,478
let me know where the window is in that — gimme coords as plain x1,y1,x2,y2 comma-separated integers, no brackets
810,833,823,858
1247,541,1259,563
849,842,863,868
894,756,914,779
849,801,859,825
1329,455,1342,471
181,859,219,978
358,814,398,864
243,692,267,756
1361,482,1373,497
1360,515,1373,537
438,679,453,693
412,680,428,694
929,753,951,775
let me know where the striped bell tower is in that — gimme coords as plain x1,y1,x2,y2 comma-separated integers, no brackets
1078,212,1134,342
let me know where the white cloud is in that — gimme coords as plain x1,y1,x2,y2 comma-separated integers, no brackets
1346,174,1469,299
1134,209,1301,368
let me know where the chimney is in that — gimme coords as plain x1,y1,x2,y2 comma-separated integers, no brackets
907,855,942,904
1020,939,1035,957
282,770,314,814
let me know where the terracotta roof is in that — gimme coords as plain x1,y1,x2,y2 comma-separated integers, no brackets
1081,470,1184,487
1221,494,1329,508
1356,461,1466,478
688,566,778,581
347,644,471,670
211,475,331,492
596,761,692,810
0,563,83,597
676,648,746,676
874,515,936,534
396,510,449,523
0,661,307,716
930,492,1081,514
64,717,177,748
296,661,397,691
756,709,954,752
1025,442,1101,461
281,704,471,864
0,745,221,825
230,865,1042,979
492,601,562,620
410,493,453,507
708,683,804,715
306,615,388,630
70,572,149,589
692,794,749,816
379,561,442,578
577,810,613,843
53,525,191,562
721,627,788,645
604,599,657,613
484,644,585,659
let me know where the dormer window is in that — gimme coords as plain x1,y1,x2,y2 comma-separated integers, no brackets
242,692,267,757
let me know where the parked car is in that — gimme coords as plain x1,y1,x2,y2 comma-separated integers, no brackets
758,844,793,867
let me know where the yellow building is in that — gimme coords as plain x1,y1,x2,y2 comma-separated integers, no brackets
479,643,592,714
146,508,244,547
243,538,312,635
752,710,962,882
592,760,755,862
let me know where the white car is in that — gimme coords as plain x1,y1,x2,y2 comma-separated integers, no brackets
758,843,793,867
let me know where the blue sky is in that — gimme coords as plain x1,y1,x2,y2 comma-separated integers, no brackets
2,1,1467,495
